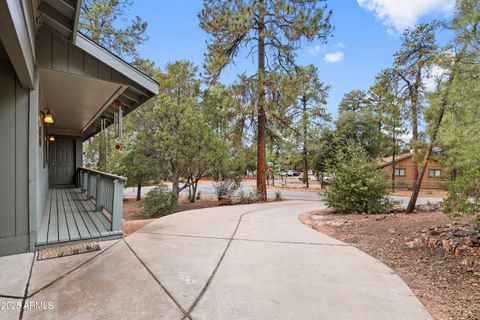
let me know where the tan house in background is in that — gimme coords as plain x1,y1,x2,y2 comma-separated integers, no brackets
378,152,446,190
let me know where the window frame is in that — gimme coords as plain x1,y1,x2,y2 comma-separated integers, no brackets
428,169,441,178
394,168,406,177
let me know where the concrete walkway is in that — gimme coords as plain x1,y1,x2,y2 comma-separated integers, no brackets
0,201,432,320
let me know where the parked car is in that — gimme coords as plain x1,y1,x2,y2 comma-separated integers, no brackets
286,170,302,176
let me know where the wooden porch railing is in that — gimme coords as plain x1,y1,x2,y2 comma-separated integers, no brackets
77,167,126,233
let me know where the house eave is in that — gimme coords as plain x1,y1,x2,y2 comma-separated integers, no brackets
0,0,35,89
74,32,159,95
377,154,413,169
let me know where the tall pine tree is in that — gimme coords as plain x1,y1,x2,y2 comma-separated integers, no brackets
199,0,332,200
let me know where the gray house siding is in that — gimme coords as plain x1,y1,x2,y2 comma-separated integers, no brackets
36,27,146,96
33,74,48,241
0,59,30,255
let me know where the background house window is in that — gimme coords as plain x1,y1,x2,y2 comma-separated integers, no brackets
394,168,406,177
429,169,441,177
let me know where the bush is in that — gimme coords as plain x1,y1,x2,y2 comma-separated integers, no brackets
443,169,480,229
274,191,283,201
141,185,174,218
324,144,394,214
238,189,261,204
213,179,240,200
298,174,308,184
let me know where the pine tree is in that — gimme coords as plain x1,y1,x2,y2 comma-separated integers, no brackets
407,1,480,212
199,0,332,200
394,23,438,182
368,69,407,192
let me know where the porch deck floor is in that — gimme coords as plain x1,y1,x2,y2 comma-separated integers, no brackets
36,188,121,247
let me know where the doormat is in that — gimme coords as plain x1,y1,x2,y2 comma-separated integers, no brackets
37,241,100,260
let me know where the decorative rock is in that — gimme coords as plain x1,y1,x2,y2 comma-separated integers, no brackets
454,245,469,256
442,239,451,252
390,207,406,213
428,238,440,247
453,229,476,237
332,220,347,227
218,197,233,206
405,238,422,249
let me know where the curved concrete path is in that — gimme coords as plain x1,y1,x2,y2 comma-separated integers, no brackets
15,201,431,320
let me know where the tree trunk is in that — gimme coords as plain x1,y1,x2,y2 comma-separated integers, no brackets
136,182,142,201
171,169,179,212
256,0,267,201
302,97,309,188
411,63,422,181
190,180,198,203
391,128,396,193
406,24,476,212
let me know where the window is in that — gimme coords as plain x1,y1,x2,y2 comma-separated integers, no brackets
429,169,441,177
394,168,406,177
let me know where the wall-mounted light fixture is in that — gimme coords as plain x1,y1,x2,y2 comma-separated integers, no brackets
49,136,55,142
44,110,54,124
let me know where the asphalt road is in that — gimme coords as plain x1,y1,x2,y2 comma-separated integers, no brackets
124,180,443,207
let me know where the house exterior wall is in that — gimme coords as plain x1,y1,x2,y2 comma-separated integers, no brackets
380,157,445,190
0,58,30,255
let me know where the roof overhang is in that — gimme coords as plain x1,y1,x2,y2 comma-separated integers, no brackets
40,69,128,136
74,33,159,95
0,0,35,88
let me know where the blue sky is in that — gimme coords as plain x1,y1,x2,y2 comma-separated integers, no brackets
125,0,455,117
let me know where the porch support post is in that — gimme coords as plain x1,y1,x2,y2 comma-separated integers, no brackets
79,170,84,192
111,178,123,232
86,171,92,199
95,174,102,211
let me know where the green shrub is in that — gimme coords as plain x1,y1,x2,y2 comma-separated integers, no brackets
238,189,261,204
141,185,174,218
298,174,309,184
443,169,480,229
213,179,240,200
324,144,394,214
274,191,283,201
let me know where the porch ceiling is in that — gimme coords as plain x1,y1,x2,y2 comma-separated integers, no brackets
39,69,126,135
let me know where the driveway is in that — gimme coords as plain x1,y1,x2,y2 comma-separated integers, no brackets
125,181,443,206
1,201,431,319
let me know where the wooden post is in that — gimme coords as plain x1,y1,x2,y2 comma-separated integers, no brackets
86,171,91,198
95,174,102,211
111,179,123,232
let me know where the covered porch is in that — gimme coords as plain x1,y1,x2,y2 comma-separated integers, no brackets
32,27,158,249
36,168,126,247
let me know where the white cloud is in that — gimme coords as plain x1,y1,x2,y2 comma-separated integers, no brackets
423,65,448,92
308,45,322,56
357,0,455,32
308,42,345,56
324,51,344,63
